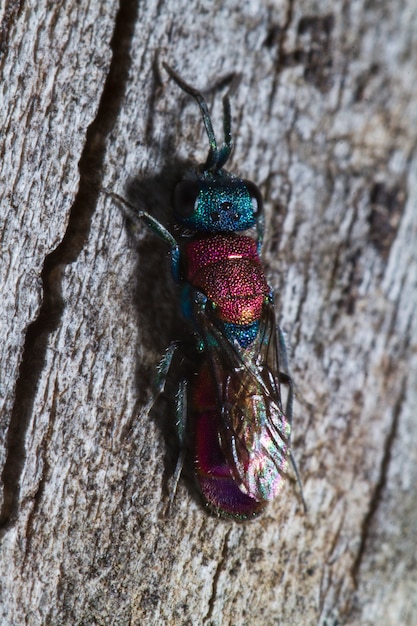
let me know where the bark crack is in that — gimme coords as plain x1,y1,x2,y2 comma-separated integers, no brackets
203,528,232,625
0,0,138,532
350,376,407,587
267,0,295,117
0,0,24,57
22,378,60,564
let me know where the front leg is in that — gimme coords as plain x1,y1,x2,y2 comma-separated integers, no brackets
105,190,181,282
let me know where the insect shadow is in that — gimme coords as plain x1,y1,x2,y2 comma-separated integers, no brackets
120,160,205,512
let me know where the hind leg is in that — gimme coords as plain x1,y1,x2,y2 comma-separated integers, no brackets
277,327,307,513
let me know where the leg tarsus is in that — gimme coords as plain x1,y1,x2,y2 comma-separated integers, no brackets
275,326,307,513
289,449,307,514
277,324,290,375
279,370,294,427
164,378,188,516
155,342,181,396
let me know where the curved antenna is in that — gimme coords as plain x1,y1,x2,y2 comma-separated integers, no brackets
163,62,233,172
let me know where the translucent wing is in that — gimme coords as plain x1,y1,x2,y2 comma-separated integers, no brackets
194,298,291,502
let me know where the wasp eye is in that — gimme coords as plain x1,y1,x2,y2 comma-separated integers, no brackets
174,180,200,217
211,211,220,222
243,180,263,217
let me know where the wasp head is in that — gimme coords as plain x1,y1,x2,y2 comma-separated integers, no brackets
173,175,263,233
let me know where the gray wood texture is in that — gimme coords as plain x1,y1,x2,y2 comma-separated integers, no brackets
1,1,416,624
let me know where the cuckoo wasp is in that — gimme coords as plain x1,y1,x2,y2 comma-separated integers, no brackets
109,64,304,520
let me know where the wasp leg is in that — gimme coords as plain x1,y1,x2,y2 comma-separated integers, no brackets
155,341,181,396
137,341,181,426
277,325,290,377
277,330,307,513
165,378,188,516
279,370,294,425
279,373,307,513
288,450,307,513
153,344,189,516
278,320,315,413
104,190,181,282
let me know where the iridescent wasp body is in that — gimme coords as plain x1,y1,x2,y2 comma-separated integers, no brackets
112,64,303,520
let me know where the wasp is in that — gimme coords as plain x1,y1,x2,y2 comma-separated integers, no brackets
110,64,304,520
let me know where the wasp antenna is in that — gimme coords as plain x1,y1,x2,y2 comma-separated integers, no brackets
213,93,233,170
163,63,218,153
223,94,232,149
163,62,235,172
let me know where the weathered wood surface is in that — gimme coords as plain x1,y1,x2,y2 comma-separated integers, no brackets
1,1,416,624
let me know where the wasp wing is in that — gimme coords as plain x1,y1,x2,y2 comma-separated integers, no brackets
194,298,291,502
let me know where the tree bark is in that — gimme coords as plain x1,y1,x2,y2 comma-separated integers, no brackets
1,1,416,624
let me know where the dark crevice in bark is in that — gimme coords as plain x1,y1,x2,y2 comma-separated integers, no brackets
0,0,24,57
22,379,59,563
266,0,295,117
0,0,138,532
204,528,232,624
350,377,407,587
